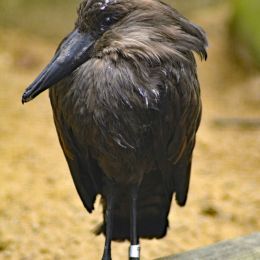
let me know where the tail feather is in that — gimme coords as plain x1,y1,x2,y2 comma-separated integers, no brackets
95,170,173,241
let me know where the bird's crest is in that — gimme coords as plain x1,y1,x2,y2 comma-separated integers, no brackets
75,0,207,64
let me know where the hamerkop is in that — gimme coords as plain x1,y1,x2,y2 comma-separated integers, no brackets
22,0,207,259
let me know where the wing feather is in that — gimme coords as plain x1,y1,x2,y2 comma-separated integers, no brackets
158,58,202,207
50,95,102,213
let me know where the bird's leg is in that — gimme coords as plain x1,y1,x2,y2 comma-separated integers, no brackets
102,181,116,260
129,185,140,260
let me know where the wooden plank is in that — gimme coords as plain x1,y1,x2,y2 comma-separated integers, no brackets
156,233,260,260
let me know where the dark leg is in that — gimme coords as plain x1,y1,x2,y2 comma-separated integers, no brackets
102,182,116,260
129,185,140,260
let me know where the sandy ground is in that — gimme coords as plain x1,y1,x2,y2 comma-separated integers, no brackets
0,4,259,260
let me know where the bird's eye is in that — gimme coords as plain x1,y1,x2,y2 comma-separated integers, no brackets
105,16,112,24
100,14,118,32
104,14,118,26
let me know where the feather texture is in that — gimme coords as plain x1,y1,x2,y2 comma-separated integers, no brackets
49,0,207,240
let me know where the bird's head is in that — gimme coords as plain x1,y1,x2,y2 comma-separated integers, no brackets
22,0,207,103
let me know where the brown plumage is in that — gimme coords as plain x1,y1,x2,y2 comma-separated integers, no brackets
22,0,207,259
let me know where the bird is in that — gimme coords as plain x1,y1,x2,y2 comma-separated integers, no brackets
22,0,207,259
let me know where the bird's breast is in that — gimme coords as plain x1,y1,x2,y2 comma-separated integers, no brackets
51,59,163,154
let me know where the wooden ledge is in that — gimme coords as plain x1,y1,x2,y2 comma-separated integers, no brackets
156,233,260,260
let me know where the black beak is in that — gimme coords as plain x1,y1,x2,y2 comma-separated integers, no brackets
22,29,95,103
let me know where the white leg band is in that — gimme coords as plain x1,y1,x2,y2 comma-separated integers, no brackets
129,244,140,258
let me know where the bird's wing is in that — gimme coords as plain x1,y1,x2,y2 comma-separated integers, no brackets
156,60,202,207
50,97,102,213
